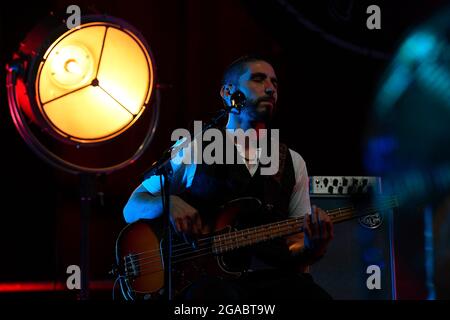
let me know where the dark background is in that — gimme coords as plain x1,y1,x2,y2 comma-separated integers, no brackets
0,0,448,299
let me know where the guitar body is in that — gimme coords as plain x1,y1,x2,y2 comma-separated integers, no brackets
116,220,164,300
116,197,260,300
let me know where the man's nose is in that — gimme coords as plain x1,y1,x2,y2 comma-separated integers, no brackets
265,86,275,96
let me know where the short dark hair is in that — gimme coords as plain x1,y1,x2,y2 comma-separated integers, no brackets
221,55,272,86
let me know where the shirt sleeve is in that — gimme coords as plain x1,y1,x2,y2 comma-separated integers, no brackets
288,149,311,217
142,139,197,196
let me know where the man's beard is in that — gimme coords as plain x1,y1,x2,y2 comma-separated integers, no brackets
256,106,272,125
244,99,274,126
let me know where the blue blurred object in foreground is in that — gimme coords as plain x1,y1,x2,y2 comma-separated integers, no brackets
366,5,450,207
365,5,450,299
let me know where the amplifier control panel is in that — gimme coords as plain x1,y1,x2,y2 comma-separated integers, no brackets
309,176,382,195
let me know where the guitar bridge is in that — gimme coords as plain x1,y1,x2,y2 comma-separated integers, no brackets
124,254,140,278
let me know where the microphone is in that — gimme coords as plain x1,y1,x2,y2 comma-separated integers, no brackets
229,90,247,112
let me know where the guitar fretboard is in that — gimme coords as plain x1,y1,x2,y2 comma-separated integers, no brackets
211,198,396,254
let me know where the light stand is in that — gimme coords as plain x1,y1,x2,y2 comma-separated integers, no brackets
6,15,159,300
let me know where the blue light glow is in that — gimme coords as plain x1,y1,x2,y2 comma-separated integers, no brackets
424,205,436,300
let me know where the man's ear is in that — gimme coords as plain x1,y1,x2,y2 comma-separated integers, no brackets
221,84,235,97
220,85,226,100
220,84,234,105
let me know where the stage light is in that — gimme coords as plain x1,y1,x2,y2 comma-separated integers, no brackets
6,15,159,173
13,17,154,143
6,14,160,300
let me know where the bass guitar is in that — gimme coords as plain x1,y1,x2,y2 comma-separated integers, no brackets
114,196,397,300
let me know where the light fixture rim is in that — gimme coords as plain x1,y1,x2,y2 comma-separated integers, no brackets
19,14,158,145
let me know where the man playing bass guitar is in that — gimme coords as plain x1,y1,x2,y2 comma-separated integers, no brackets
123,55,334,300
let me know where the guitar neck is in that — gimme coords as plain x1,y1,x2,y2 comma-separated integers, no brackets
211,197,396,254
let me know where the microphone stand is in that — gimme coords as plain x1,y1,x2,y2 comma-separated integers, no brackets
141,106,232,301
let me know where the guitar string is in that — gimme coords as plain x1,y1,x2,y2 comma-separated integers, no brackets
125,217,303,264
128,206,395,279
125,201,394,271
122,200,396,274
122,199,396,269
133,200,396,278
123,196,396,261
126,219,306,270
124,203,359,257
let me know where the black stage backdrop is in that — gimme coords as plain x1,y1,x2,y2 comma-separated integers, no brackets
0,0,447,300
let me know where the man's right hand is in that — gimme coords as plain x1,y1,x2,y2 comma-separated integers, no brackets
170,195,202,236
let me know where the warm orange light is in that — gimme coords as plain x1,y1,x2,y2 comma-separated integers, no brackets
47,44,94,89
35,22,154,143
7,15,159,173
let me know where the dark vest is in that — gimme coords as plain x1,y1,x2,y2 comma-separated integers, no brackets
179,136,296,230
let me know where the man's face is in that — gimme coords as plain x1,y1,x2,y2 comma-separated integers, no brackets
233,60,278,122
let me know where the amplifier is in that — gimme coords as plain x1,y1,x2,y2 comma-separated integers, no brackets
308,176,397,300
